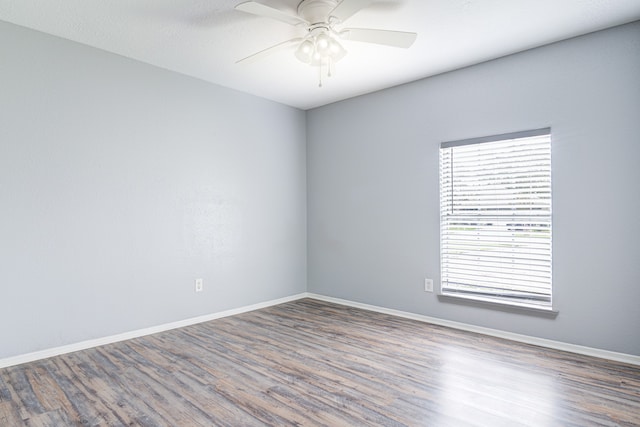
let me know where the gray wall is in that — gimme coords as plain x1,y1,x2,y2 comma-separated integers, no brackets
307,22,640,356
0,21,307,359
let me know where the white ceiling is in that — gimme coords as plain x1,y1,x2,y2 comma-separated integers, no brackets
1,0,639,110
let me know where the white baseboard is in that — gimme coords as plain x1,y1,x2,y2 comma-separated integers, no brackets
0,293,307,369
2,291,638,369
306,293,640,366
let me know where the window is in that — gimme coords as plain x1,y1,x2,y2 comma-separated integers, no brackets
439,128,552,310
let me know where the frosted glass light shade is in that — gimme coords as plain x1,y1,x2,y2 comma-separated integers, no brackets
295,39,315,63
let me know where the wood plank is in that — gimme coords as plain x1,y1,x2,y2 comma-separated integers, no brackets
0,401,24,426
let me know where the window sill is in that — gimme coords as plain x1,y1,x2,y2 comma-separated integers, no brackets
438,292,559,317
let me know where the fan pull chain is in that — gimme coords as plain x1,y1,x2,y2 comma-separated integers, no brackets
316,57,338,88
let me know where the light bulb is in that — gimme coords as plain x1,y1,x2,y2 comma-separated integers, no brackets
295,39,315,64
329,39,340,54
315,32,331,54
301,42,312,55
328,39,346,62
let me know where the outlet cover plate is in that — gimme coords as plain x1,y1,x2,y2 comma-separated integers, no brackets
424,278,434,292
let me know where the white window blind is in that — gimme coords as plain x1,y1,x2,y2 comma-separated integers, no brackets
439,129,552,309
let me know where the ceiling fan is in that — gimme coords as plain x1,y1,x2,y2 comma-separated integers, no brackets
235,0,417,86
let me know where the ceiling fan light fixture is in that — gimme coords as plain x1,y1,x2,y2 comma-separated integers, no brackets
295,31,346,86
296,31,345,66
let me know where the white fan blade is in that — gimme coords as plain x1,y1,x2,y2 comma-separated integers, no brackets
341,28,417,48
329,0,372,23
236,38,303,64
235,2,308,26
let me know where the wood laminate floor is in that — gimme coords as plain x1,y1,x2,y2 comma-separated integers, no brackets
1,298,639,426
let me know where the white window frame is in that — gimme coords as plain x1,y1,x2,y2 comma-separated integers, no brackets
439,128,553,311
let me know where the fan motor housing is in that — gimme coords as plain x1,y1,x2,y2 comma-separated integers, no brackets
297,0,338,24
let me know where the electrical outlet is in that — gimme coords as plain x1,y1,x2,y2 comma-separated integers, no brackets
195,278,204,293
424,278,434,292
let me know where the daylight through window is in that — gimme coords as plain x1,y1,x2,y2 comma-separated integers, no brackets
439,129,552,309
